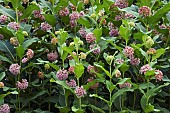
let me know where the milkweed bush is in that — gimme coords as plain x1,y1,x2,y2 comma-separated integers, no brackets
0,0,170,113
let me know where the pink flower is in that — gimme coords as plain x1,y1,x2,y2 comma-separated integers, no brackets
119,82,132,88
0,15,8,24
130,56,140,66
74,86,86,98
125,13,135,19
16,79,28,90
66,79,77,88
123,46,134,58
22,57,28,63
33,10,44,20
70,20,77,28
70,12,80,21
155,70,163,81
68,66,74,74
138,6,151,17
59,7,70,16
109,29,119,37
79,27,87,38
86,33,96,43
89,44,100,54
41,22,52,31
115,13,124,20
107,22,114,30
8,22,20,30
56,69,68,80
115,0,128,9
0,34,4,40
26,49,34,59
79,11,85,17
9,64,20,75
87,77,99,89
139,64,152,74
47,51,58,61
87,65,95,74
0,104,10,113
115,58,124,64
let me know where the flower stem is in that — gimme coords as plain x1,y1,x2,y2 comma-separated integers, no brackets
79,97,82,109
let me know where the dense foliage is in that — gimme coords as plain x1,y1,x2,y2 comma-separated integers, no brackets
0,0,170,113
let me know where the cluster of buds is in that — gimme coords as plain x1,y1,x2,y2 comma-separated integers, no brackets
69,3,76,11
56,69,68,80
79,52,87,59
109,29,119,37
145,36,154,48
38,71,44,79
67,52,77,60
86,33,96,43
51,37,58,45
10,37,19,46
147,48,156,55
115,0,128,9
123,46,134,58
115,58,124,64
33,10,44,20
47,51,58,61
22,0,29,4
22,49,34,63
155,70,163,81
87,77,99,89
9,63,20,75
0,82,4,88
16,79,28,90
66,79,77,88
0,34,4,40
0,15,8,24
74,86,86,98
59,7,70,16
78,27,87,38
130,56,140,66
114,69,121,78
44,64,50,70
68,66,75,74
87,65,96,75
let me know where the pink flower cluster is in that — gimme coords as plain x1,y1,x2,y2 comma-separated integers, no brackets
123,46,134,58
107,22,114,30
66,79,77,88
138,6,151,17
0,15,7,24
56,69,68,80
59,7,70,16
89,44,101,54
0,34,4,40
109,29,119,37
115,0,128,9
139,64,152,74
74,86,86,98
47,51,58,61
33,10,44,20
125,13,135,19
9,64,20,75
86,33,96,43
87,77,99,89
130,56,140,66
68,66,74,74
155,70,163,81
22,49,34,63
16,79,28,90
41,22,52,32
7,22,20,30
69,11,84,28
0,104,10,113
79,27,87,38
119,82,132,89
115,58,124,64
87,65,95,74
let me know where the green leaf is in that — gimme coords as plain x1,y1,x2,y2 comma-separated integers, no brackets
89,94,109,104
59,32,68,45
148,3,170,24
74,63,84,79
0,72,5,81
16,31,24,44
22,38,39,49
140,48,148,61
152,48,165,61
20,4,39,19
0,5,16,20
10,0,21,8
119,25,130,43
120,64,129,73
20,23,32,33
82,104,105,113
140,0,152,6
117,78,131,85
48,63,59,71
0,55,12,64
77,17,91,28
94,63,111,78
111,88,134,104
16,45,25,59
44,14,56,27
0,27,13,39
106,80,116,92
144,70,155,77
93,28,102,42
40,0,53,11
